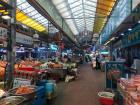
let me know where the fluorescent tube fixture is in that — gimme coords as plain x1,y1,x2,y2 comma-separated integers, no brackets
110,37,115,41
2,15,11,20
128,28,132,31
121,33,124,36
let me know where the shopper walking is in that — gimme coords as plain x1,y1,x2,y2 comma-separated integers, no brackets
96,56,100,70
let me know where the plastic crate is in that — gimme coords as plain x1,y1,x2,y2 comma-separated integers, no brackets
36,86,46,96
36,80,47,86
32,86,46,105
32,98,46,105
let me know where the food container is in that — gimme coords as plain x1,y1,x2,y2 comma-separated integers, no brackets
8,85,36,101
0,96,25,105
98,92,114,105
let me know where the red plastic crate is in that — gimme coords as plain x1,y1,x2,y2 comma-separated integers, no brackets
18,67,34,71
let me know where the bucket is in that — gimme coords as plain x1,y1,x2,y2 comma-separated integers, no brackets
98,92,114,105
36,80,56,92
46,83,55,99
47,80,56,84
46,83,54,93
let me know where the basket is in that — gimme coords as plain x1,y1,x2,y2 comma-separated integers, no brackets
8,86,36,101
0,96,25,105
98,92,114,105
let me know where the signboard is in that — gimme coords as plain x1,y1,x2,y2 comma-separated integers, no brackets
16,32,33,45
132,0,140,10
0,27,33,45
13,78,31,87
0,27,7,41
101,0,131,44
122,24,140,48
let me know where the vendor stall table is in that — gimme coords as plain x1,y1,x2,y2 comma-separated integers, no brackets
47,68,67,81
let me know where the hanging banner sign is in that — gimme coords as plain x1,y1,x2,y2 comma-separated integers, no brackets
0,27,7,41
0,27,33,45
16,32,33,45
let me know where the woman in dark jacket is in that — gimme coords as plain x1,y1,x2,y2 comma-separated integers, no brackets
96,56,100,70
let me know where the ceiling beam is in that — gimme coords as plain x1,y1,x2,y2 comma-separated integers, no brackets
65,0,79,31
58,2,81,12
82,0,87,29
54,0,79,8
64,15,107,19
85,8,108,16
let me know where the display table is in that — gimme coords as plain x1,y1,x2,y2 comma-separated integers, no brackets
117,76,140,105
47,68,68,80
117,83,140,105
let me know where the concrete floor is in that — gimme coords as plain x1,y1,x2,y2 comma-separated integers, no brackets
49,64,105,105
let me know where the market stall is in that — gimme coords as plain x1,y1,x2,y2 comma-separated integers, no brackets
118,75,140,105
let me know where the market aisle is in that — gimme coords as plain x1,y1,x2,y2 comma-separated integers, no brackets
50,64,105,105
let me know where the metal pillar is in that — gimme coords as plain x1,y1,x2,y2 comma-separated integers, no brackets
4,0,16,90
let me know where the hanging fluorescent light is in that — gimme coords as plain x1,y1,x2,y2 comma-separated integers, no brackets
2,15,11,20
128,28,132,31
121,33,124,36
138,20,140,23
110,37,115,41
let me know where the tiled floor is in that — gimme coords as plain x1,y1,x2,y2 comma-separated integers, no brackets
49,64,105,105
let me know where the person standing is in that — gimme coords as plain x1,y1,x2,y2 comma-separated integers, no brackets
96,55,100,70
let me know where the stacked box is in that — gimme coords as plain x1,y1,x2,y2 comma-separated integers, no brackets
32,86,47,105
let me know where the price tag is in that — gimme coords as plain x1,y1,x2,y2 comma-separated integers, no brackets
13,78,31,87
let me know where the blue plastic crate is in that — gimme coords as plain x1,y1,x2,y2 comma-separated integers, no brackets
32,97,46,105
36,86,46,96
32,86,47,105
36,80,56,93
36,80,47,86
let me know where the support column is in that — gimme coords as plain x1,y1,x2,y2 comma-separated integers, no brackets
5,0,16,90
109,42,113,61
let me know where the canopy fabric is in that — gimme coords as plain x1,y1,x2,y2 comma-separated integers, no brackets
1,0,48,32
93,0,116,34
16,0,48,32
16,10,46,32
